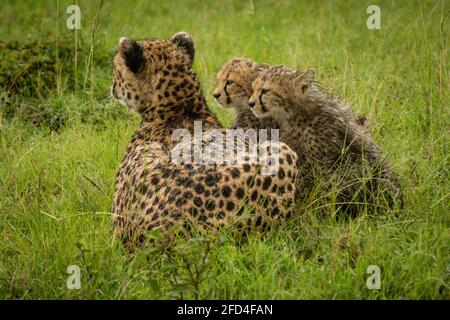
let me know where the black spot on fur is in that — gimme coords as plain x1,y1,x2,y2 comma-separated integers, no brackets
277,168,285,179
221,185,232,198
183,191,193,199
193,197,203,207
151,176,160,185
195,184,205,194
231,168,240,178
226,201,235,211
206,200,216,211
205,175,216,187
262,176,272,190
176,197,186,206
271,207,279,217
246,176,255,188
286,154,293,165
236,188,245,199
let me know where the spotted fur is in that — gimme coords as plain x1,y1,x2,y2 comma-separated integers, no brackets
249,65,403,212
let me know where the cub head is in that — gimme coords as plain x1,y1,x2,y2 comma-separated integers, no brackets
213,58,269,110
111,32,196,115
249,65,315,120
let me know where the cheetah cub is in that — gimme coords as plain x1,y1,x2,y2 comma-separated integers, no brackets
249,65,403,212
213,58,279,130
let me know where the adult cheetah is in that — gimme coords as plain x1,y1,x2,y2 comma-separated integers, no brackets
110,32,299,248
249,65,403,213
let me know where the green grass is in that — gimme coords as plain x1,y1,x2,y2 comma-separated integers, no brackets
0,0,449,299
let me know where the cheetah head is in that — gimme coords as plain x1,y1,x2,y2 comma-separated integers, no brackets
111,32,196,115
213,58,269,111
249,65,315,120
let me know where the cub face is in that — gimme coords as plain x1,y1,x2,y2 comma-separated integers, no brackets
249,65,315,120
111,32,195,114
213,58,269,110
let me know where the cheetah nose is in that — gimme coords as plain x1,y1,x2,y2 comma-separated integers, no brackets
213,92,220,99
248,101,255,108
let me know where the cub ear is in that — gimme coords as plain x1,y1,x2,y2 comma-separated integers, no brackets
118,37,144,73
297,68,315,94
170,31,195,62
302,69,315,83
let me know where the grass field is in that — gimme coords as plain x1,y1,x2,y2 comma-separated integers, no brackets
0,0,449,299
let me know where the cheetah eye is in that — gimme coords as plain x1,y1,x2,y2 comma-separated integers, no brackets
226,80,234,85
261,88,269,94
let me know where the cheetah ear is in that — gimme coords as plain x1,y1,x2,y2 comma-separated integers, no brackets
118,37,145,73
170,31,195,63
302,69,315,82
296,69,315,94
